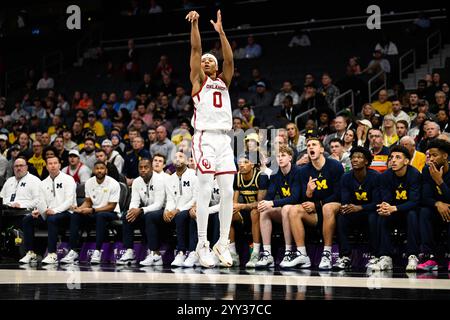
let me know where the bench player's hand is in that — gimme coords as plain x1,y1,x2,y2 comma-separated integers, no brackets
185,11,199,23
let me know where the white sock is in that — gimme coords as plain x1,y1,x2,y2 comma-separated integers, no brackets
298,246,307,256
285,244,292,252
253,243,261,254
229,242,237,254
324,246,332,253
263,244,271,254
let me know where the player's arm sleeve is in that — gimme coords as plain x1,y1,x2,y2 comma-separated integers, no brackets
421,168,437,207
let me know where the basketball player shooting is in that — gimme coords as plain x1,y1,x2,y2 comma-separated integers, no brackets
186,9,237,268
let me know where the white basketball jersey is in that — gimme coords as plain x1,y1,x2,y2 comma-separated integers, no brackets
191,76,232,131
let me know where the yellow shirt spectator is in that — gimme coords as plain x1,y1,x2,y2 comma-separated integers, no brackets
372,100,392,116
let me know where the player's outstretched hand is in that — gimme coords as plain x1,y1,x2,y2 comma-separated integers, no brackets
185,11,200,23
210,9,224,33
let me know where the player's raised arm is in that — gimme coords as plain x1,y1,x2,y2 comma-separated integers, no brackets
210,10,233,87
186,11,205,92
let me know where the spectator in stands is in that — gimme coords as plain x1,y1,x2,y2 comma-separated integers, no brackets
328,137,351,171
362,49,391,76
244,35,262,59
0,104,11,126
374,34,398,56
317,110,332,139
298,84,328,114
417,99,435,121
52,136,69,168
395,120,409,143
323,115,347,150
441,82,449,103
0,133,9,157
148,0,163,14
17,132,32,159
343,128,357,153
346,56,362,76
84,111,106,138
382,117,398,147
371,89,392,116
5,145,21,178
150,125,176,166
430,91,447,114
79,137,97,170
418,121,441,153
10,101,30,122
117,91,135,114
273,80,300,107
239,105,259,130
137,73,158,98
367,128,389,173
386,98,410,126
436,110,450,133
101,139,124,174
233,117,243,133
358,103,375,121
67,161,121,264
124,136,150,186
95,149,121,182
288,29,311,48
123,39,139,81
154,55,173,82
61,129,77,152
318,73,340,109
399,136,426,172
404,91,420,120
27,140,48,180
36,71,54,90
21,155,76,265
77,92,94,110
247,68,270,92
209,40,223,61
159,75,177,98
373,146,421,272
232,98,254,118
280,95,300,124
249,81,273,110
231,40,245,59
172,85,191,112
116,158,165,265
286,122,306,153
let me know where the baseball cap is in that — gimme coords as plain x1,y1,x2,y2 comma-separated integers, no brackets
10,144,20,151
101,139,113,147
357,119,373,129
256,81,266,88
0,134,7,141
244,133,259,143
68,149,80,157
88,111,96,117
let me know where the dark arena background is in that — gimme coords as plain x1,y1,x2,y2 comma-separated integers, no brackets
0,0,449,316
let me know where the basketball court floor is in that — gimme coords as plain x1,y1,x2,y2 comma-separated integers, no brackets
0,262,448,300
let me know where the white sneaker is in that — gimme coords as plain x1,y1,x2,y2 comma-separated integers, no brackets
60,250,79,264
90,250,102,264
42,253,58,265
281,251,311,268
171,251,186,267
245,251,260,268
213,241,233,267
318,251,332,270
231,252,240,267
183,251,200,268
140,250,163,266
371,256,393,271
406,255,418,272
19,251,37,264
116,249,136,265
365,256,379,269
279,250,294,268
332,256,351,270
255,251,275,268
196,241,216,268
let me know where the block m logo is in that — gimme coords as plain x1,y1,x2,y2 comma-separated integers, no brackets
395,190,407,200
316,179,328,190
355,192,368,201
